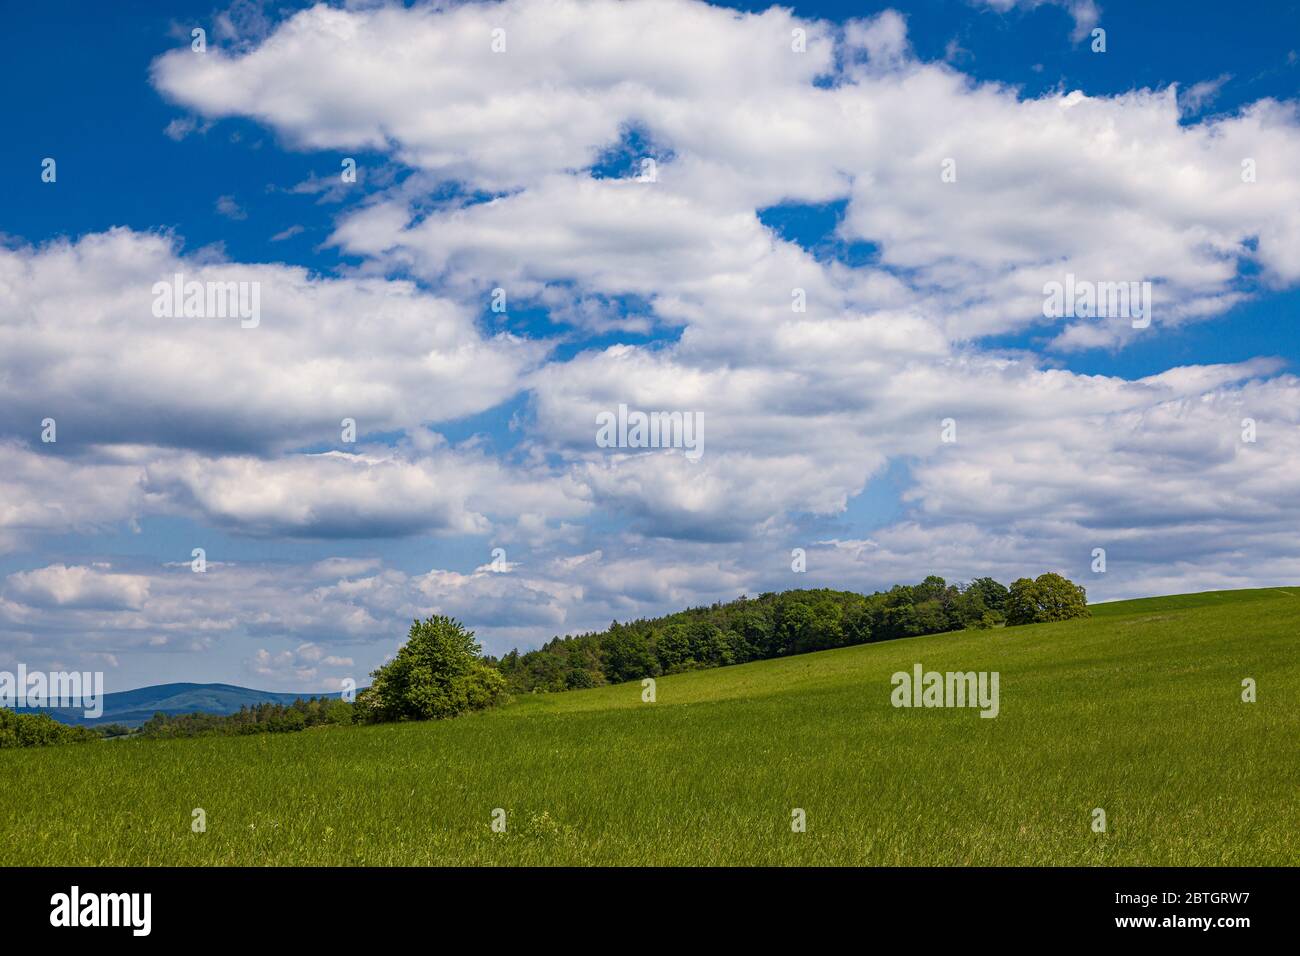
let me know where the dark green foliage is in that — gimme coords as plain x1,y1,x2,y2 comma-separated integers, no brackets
138,695,355,739
1,586,1293,866
491,574,1082,694
1006,573,1091,626
601,625,659,683
6,576,1082,748
144,617,511,737
0,709,99,748
141,617,511,736
356,615,508,722
966,577,1010,613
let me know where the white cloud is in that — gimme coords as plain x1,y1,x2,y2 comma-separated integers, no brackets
144,447,492,538
247,642,354,684
214,194,247,220
5,564,151,611
0,442,147,554
142,438,589,539
3,0,1298,678
152,0,835,191
1180,74,1232,116
844,10,911,69
220,3,1300,350
0,229,544,453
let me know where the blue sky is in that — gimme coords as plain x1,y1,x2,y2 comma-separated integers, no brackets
6,0,1298,388
1,0,1298,692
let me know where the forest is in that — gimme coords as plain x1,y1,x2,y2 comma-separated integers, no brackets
491,573,1087,693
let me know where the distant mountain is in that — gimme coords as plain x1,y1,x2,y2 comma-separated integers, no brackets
15,682,347,728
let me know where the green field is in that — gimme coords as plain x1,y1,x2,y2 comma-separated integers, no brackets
2,588,1297,866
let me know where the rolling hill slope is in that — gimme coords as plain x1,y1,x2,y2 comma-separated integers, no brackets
1,587,1297,865
17,682,343,728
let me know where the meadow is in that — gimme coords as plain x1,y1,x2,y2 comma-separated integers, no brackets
1,587,1296,866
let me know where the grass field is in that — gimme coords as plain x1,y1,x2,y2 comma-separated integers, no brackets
2,587,1297,866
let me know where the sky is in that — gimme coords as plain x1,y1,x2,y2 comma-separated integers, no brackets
1,0,1298,693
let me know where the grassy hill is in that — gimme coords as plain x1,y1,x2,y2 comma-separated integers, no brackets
1,587,1297,865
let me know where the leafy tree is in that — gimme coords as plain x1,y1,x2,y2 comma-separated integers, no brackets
911,599,949,635
804,600,846,652
655,621,695,673
966,577,1010,613
601,627,658,683
1005,578,1038,624
842,604,872,645
356,616,507,722
915,575,948,603
322,698,354,725
774,598,816,654
1006,573,1089,625
734,605,776,658
687,620,732,667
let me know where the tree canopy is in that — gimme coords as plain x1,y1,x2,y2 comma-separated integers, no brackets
492,573,1089,694
1005,573,1090,625
357,615,508,722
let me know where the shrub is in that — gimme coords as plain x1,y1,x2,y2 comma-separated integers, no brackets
356,615,507,723
0,709,99,748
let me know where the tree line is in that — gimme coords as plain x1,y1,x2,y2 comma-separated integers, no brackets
492,573,1088,694
0,573,1087,746
137,696,356,738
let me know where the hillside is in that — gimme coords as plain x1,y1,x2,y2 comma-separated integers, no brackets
0,587,1296,865
493,576,1022,692
18,682,341,728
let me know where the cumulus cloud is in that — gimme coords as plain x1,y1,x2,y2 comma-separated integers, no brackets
3,0,1299,681
143,437,589,539
123,2,1300,564
0,549,751,684
0,442,147,553
0,228,544,453
844,10,911,68
5,564,151,611
155,2,1300,348
247,642,354,684
145,448,493,538
151,0,835,191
